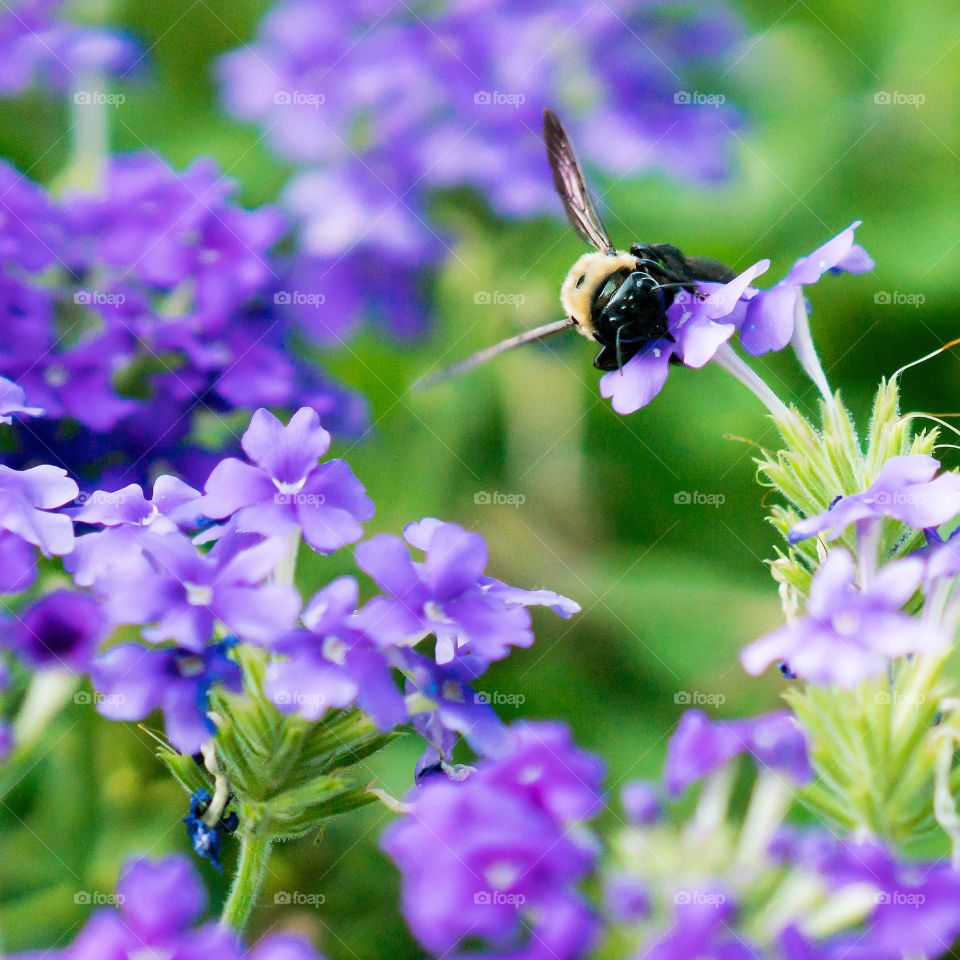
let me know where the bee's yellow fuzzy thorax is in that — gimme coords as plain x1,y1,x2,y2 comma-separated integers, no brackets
560,251,637,337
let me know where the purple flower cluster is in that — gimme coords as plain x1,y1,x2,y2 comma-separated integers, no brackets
0,0,136,96
7,854,324,960
218,0,745,343
382,721,604,960
601,223,873,415
0,155,362,484
742,453,960,688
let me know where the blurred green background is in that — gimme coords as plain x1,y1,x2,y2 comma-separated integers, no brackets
3,0,960,954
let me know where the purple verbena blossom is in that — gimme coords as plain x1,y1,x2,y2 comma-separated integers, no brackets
382,721,602,960
739,222,874,356
6,590,106,672
355,517,579,665
600,260,769,415
665,709,813,796
265,575,405,729
91,638,241,754
741,549,944,688
789,454,960,544
97,529,301,651
201,407,373,554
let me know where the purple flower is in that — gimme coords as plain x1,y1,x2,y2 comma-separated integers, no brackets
604,873,650,924
644,892,758,960
98,530,301,651
665,709,813,796
0,464,77,593
201,407,373,554
621,780,662,825
67,475,200,586
0,375,42,423
355,517,578,665
739,221,874,355
599,260,769,415
382,722,601,960
265,575,405,729
7,854,327,960
91,638,241,754
789,455,960,544
6,590,106,671
741,550,944,688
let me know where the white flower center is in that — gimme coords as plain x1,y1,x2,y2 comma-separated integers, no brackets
424,601,453,625
323,635,347,665
831,611,861,636
485,860,520,891
185,582,213,606
44,364,69,387
517,764,543,785
274,477,306,496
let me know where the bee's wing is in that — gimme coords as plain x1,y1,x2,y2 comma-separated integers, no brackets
544,109,616,255
414,318,576,389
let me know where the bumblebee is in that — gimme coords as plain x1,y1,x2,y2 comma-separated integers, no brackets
420,109,735,385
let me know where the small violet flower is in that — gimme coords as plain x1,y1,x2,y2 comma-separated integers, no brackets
201,407,373,554
741,549,944,688
91,638,242,754
355,517,579,665
98,529,301,651
382,722,603,960
789,454,960,544
600,259,769,415
6,590,106,672
739,221,874,355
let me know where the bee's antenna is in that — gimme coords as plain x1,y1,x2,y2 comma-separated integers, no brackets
413,318,577,390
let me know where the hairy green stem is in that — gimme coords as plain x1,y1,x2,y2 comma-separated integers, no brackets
220,830,273,933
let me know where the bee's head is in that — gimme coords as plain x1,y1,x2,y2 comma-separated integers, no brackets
560,251,638,338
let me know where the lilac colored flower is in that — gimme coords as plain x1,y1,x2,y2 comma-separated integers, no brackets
621,780,662,825
98,530,301,651
739,221,874,355
0,465,77,594
644,892,757,960
0,1,136,96
201,407,373,554
91,638,241,754
742,550,944,688
250,933,326,960
0,375,42,423
355,517,579,665
66,475,200,586
0,720,11,761
7,590,106,671
789,454,960,544
599,260,769,415
382,722,601,960
604,873,650,924
665,709,813,795
265,575,405,729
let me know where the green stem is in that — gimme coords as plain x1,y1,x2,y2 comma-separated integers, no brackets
220,830,273,934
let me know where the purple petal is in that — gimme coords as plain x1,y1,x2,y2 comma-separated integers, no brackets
740,284,799,356
786,221,861,285
117,856,206,940
75,483,153,526
214,584,302,643
420,522,487,601
355,534,421,599
201,458,275,519
599,340,673,415
241,406,331,485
